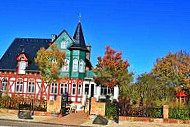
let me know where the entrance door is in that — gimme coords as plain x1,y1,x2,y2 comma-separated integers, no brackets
90,84,94,97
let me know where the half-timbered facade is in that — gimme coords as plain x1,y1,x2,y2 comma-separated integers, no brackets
0,22,119,109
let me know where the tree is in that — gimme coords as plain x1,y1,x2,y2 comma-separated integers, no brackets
130,73,175,106
152,51,190,89
93,46,133,97
35,44,65,83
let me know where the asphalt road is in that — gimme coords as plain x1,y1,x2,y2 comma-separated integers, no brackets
0,119,71,127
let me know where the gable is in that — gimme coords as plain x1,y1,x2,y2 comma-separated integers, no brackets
16,53,28,61
52,30,74,54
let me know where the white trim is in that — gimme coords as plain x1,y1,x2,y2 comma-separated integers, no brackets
72,59,78,72
71,83,77,96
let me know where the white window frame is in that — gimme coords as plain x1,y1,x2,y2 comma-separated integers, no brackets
78,84,82,96
72,84,77,95
62,59,69,72
64,83,68,94
51,83,58,94
16,81,23,93
20,61,26,70
60,83,64,95
101,86,112,95
28,81,35,93
73,59,78,72
85,84,89,95
61,41,67,49
79,59,84,73
1,78,7,91
60,83,68,95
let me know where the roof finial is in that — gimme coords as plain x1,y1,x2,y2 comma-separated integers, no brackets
78,13,81,23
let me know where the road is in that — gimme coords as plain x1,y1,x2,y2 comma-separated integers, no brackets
0,119,70,127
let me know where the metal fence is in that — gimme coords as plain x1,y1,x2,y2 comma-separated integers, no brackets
169,108,190,120
119,107,163,118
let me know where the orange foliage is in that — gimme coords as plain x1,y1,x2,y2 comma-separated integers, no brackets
94,46,131,88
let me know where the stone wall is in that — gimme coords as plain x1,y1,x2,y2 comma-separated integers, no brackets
47,96,61,113
90,97,105,116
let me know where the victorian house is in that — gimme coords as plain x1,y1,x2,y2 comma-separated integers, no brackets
0,22,119,110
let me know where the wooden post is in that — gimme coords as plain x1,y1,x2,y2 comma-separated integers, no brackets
41,82,44,100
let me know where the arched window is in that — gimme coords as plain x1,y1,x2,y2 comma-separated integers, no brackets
79,59,84,72
60,83,68,95
78,84,82,96
1,78,7,91
61,41,67,49
28,81,35,93
72,59,78,72
51,83,58,94
62,59,69,72
16,80,23,93
72,84,76,95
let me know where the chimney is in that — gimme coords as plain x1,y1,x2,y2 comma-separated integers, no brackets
51,34,57,42
86,44,91,60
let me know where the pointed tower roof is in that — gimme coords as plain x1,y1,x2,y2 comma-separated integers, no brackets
69,22,88,51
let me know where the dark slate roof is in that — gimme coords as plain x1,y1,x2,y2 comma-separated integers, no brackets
0,38,51,71
69,22,88,51
85,58,92,70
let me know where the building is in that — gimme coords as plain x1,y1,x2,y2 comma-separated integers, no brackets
0,22,119,110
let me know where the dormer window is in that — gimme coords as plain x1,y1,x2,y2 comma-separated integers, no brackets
61,41,67,49
20,62,26,70
16,53,28,74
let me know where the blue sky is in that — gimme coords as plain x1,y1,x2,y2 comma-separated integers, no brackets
0,0,190,78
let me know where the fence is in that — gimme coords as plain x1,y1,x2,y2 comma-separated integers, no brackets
169,108,190,120
0,95,47,112
119,107,163,118
105,102,119,123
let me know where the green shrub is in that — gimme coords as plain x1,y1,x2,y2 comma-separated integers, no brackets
169,108,190,120
0,94,10,108
105,103,117,119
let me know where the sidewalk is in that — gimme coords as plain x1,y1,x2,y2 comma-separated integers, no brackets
0,112,88,126
81,119,190,127
0,112,189,127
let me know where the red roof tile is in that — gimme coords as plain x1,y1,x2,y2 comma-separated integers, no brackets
176,91,187,97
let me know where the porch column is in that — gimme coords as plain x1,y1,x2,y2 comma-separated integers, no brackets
88,81,91,98
96,85,101,101
114,85,119,100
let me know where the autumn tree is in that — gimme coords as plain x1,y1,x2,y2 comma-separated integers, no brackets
130,73,175,106
94,46,133,97
152,51,190,89
35,44,65,83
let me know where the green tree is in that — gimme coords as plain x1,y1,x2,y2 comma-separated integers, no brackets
130,73,175,106
152,51,190,103
93,46,133,97
35,44,65,83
